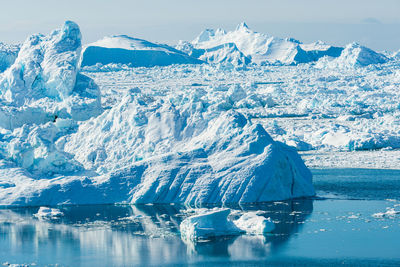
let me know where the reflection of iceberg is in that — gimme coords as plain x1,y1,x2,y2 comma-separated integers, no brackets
0,201,312,265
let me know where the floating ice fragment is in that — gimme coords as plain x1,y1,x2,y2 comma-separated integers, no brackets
180,208,243,241
233,211,275,234
34,207,63,219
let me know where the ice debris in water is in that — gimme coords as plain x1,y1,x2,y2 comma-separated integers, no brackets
180,208,275,241
233,211,275,234
34,206,63,219
372,208,400,218
180,208,243,241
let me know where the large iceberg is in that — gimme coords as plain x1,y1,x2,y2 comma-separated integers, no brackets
0,22,315,206
0,21,102,129
81,35,203,67
180,22,343,65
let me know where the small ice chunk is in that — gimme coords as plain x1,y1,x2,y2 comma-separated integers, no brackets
34,207,63,219
180,208,242,241
233,211,275,234
372,208,399,218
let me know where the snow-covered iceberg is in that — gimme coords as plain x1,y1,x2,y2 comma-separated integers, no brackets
316,42,388,69
0,20,102,129
0,42,19,72
176,41,251,66
0,21,315,206
34,206,63,219
0,21,101,177
81,35,203,67
181,22,343,65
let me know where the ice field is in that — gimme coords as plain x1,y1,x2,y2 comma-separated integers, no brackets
0,19,400,266
0,21,399,206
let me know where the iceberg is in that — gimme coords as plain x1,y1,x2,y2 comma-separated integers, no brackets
0,20,102,129
0,42,20,72
0,22,315,206
182,22,343,65
180,209,243,241
180,208,275,242
316,42,388,69
34,206,63,219
176,41,251,66
81,35,203,67
233,211,275,234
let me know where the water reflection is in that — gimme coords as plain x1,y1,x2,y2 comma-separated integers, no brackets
0,200,313,266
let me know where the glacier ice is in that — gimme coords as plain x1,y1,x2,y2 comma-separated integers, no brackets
0,22,315,206
176,41,250,67
3,19,398,206
0,20,102,130
81,35,203,67
0,42,20,72
181,22,344,65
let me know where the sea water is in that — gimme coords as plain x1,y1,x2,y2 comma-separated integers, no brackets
0,169,399,266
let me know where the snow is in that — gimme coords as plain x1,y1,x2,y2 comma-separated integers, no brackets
34,206,63,219
233,211,275,234
180,208,242,241
81,35,203,67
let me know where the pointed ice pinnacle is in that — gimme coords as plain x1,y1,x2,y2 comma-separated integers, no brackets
236,22,249,31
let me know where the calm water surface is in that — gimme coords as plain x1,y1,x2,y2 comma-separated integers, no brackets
0,169,399,266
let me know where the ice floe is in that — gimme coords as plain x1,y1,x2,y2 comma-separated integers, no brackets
233,211,275,234
34,206,63,219
180,208,275,241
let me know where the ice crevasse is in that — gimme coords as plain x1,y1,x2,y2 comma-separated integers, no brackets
0,21,315,206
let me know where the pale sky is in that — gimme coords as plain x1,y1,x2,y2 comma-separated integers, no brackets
0,0,399,51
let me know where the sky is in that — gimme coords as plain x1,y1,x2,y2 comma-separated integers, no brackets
0,0,399,52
